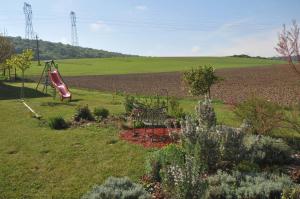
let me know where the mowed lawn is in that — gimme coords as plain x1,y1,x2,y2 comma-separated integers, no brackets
0,82,239,198
26,56,283,77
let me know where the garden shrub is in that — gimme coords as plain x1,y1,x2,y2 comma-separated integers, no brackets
235,160,260,173
81,177,150,199
124,95,137,114
48,116,69,130
281,186,300,199
244,135,292,165
163,155,208,199
234,97,284,135
218,125,246,165
195,98,216,129
145,144,185,182
93,107,109,119
207,171,294,199
168,97,185,119
181,116,220,171
74,105,94,121
284,103,300,134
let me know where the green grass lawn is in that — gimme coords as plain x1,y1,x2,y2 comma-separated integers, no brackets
0,82,239,198
0,81,298,198
25,56,283,77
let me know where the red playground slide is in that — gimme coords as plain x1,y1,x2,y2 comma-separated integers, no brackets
49,69,72,101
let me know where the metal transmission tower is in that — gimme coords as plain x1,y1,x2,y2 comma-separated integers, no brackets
70,11,78,46
23,2,34,40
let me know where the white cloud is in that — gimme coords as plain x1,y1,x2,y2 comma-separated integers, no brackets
213,29,280,57
89,21,111,32
191,46,201,53
135,5,147,11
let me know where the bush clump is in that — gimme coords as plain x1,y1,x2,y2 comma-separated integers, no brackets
145,144,185,182
81,177,150,199
168,97,185,119
282,186,300,199
124,95,137,114
207,171,294,199
74,105,94,121
244,135,292,165
234,97,284,135
94,107,109,119
48,116,69,130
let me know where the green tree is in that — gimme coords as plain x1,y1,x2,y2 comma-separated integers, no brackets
6,49,33,98
0,36,15,77
183,65,219,99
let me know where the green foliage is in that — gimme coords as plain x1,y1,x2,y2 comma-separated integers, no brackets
163,155,208,199
244,135,292,165
48,116,69,130
181,99,246,171
7,49,34,72
168,97,185,119
234,97,284,135
0,36,14,64
207,171,294,199
81,177,150,199
196,130,221,171
9,36,128,60
74,105,94,121
195,98,217,129
93,107,109,119
6,49,33,98
235,160,260,173
145,144,185,180
124,95,137,114
183,65,219,98
281,186,300,199
218,125,246,164
284,103,300,134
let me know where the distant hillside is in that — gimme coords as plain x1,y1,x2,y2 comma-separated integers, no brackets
8,36,130,60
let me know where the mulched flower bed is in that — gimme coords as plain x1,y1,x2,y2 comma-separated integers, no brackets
120,128,180,148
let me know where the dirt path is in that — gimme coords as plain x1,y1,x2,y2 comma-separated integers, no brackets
56,64,300,105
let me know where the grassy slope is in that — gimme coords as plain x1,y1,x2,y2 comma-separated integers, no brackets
0,82,237,198
25,57,283,77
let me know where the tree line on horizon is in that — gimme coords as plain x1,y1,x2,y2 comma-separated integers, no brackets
8,36,131,60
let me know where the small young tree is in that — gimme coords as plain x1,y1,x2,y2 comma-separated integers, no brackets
0,36,14,77
183,65,219,99
275,20,300,75
6,49,33,98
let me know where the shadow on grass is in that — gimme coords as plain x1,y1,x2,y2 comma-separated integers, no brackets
40,101,77,107
0,81,49,100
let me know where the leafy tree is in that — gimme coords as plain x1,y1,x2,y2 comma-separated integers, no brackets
0,35,14,77
6,49,33,98
183,66,219,99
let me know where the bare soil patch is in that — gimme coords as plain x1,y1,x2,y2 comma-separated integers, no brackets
57,64,300,105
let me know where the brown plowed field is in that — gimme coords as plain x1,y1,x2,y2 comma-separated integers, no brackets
62,64,300,105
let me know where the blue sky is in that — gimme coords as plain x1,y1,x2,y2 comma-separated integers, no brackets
1,0,300,57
